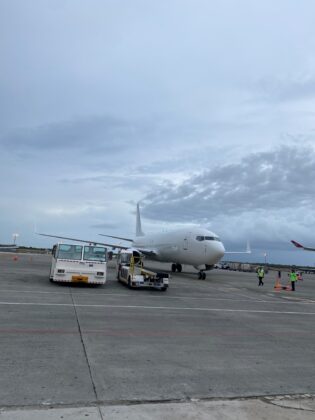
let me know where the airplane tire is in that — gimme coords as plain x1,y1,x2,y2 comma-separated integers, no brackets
198,272,202,280
202,272,206,280
171,263,177,272
176,264,182,273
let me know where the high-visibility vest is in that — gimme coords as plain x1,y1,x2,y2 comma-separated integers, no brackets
258,269,264,277
289,272,297,281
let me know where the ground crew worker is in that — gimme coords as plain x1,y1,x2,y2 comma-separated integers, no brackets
289,268,297,291
257,266,265,286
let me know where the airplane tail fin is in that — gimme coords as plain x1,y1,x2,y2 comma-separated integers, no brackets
136,203,144,237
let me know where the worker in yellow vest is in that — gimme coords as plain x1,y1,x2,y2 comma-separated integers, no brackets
289,268,297,291
257,266,265,286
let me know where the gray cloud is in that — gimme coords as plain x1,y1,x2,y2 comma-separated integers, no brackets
139,144,315,253
143,145,315,222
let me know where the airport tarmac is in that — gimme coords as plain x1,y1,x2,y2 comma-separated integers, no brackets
0,253,314,419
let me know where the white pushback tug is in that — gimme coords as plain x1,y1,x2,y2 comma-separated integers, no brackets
50,243,107,285
117,249,169,291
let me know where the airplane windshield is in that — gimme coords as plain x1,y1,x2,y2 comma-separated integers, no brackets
196,236,221,242
83,246,106,262
205,236,221,241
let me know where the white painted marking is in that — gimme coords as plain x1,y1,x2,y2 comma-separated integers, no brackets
0,301,315,315
222,289,264,301
0,289,314,305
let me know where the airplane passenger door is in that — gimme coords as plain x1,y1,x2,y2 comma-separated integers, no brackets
183,238,188,251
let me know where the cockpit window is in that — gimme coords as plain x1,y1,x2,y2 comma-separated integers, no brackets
205,236,221,242
196,235,221,242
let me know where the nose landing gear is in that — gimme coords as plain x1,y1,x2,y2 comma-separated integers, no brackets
198,271,206,280
171,263,182,273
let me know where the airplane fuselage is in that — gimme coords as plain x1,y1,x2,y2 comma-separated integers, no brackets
133,227,225,270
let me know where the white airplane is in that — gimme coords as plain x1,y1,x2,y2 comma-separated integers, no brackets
37,204,250,279
98,203,226,279
291,240,315,251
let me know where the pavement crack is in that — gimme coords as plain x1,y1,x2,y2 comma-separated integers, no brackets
262,395,315,412
1,394,314,412
69,289,105,420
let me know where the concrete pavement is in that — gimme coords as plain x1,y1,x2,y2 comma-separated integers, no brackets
0,253,314,418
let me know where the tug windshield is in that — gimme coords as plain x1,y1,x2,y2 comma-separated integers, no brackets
57,244,83,260
83,246,106,262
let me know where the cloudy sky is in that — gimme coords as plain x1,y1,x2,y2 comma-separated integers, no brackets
1,0,315,265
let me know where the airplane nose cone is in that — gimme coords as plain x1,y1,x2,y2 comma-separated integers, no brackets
208,242,225,263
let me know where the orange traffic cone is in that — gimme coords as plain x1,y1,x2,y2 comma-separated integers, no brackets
274,275,283,290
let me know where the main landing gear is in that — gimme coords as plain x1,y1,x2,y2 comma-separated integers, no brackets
198,271,206,280
171,263,182,273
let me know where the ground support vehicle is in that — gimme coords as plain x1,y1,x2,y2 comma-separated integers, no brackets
228,262,252,272
117,249,169,291
216,262,230,270
50,243,107,285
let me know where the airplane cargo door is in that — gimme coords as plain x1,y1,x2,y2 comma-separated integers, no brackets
183,238,188,251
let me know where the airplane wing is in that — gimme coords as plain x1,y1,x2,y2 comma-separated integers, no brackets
98,234,133,242
291,240,315,251
98,228,159,257
224,240,251,254
36,232,128,249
